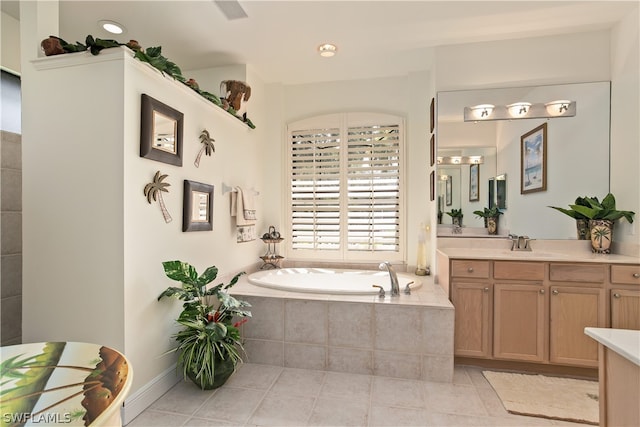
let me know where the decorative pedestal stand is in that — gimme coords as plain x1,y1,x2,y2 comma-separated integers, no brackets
260,237,284,269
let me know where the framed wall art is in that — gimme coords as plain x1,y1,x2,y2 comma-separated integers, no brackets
182,180,214,232
446,175,452,206
429,97,435,133
140,94,184,166
430,170,435,201
521,123,547,194
429,134,435,167
469,164,479,201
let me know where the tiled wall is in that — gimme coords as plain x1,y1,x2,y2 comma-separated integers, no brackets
1,130,22,345
241,296,454,383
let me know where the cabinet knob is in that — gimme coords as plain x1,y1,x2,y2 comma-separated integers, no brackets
552,289,559,295
468,267,474,273
483,287,489,292
539,289,545,294
613,293,621,298
633,273,640,279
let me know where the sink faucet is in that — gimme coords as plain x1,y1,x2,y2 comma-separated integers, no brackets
379,262,400,296
510,235,533,251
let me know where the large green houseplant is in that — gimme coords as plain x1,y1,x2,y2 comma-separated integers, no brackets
158,261,250,389
548,196,595,240
559,194,635,253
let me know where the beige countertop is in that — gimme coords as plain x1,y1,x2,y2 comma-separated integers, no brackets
585,327,640,366
437,247,640,264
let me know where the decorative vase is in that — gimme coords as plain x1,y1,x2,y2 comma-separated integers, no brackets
452,217,462,227
576,219,590,240
589,219,614,254
487,216,499,235
186,354,236,390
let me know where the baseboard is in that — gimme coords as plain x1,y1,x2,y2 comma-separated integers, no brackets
121,363,181,425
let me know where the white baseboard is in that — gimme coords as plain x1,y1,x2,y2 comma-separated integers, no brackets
121,364,180,425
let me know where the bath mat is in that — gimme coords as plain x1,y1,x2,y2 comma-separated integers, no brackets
482,370,599,425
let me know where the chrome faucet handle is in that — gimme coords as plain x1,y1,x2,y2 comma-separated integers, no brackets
524,238,535,250
404,281,414,295
372,285,385,298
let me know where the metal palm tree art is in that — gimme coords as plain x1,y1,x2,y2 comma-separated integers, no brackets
144,171,172,223
194,129,215,167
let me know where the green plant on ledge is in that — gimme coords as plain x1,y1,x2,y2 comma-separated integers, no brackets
158,261,250,389
446,208,463,218
473,207,503,219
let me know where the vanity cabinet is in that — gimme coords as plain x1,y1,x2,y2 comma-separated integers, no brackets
451,282,492,357
610,264,640,330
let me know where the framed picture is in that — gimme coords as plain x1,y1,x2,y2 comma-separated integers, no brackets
429,171,435,201
429,97,435,133
429,134,435,167
140,94,184,166
445,176,452,206
182,180,213,232
469,164,479,201
521,123,547,194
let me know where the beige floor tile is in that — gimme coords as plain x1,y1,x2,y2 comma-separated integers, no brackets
248,395,316,426
424,381,489,417
127,410,190,427
193,387,265,423
318,371,372,402
149,379,216,415
223,363,282,390
371,376,426,409
308,397,369,426
268,367,326,398
369,405,430,426
184,417,243,426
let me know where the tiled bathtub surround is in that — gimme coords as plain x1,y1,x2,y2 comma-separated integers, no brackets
232,273,454,383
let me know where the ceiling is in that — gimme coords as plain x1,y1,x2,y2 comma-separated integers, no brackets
3,1,637,86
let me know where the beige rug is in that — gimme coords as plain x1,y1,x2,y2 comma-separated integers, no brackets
483,371,599,425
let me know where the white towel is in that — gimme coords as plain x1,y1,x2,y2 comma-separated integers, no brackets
242,188,256,221
230,187,255,226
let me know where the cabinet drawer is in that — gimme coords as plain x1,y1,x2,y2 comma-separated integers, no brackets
451,260,490,278
549,263,605,283
494,261,544,281
611,265,640,285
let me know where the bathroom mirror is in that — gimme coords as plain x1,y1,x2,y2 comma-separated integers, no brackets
140,94,184,166
437,81,611,239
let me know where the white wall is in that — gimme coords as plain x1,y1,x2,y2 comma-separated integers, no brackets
1,11,21,74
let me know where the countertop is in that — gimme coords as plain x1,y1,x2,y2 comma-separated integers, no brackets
437,247,640,264
584,327,640,366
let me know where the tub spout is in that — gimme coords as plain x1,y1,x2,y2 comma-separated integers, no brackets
379,262,400,296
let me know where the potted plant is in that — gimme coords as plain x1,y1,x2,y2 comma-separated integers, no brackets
473,207,503,235
548,196,595,240
446,209,463,226
565,193,635,253
158,260,251,389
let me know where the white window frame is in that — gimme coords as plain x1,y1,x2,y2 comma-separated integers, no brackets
285,112,405,263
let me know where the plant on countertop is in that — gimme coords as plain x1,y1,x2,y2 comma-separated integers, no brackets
40,35,256,129
158,261,250,389
473,207,503,218
548,196,599,240
446,209,463,218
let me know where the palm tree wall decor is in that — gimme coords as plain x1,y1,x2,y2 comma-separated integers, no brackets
195,129,215,167
144,170,172,223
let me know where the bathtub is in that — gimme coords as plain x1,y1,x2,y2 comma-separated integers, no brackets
247,267,421,295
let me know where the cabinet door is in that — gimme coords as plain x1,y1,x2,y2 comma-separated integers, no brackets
549,286,605,367
493,283,545,362
451,281,492,358
611,289,640,330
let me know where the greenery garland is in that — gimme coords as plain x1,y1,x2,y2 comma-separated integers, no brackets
43,35,256,129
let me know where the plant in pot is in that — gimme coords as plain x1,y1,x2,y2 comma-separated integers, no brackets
446,209,464,227
548,196,595,240
158,260,251,389
473,207,503,235
566,193,635,254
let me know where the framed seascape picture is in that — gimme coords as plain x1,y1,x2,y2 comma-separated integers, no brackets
469,164,479,201
521,123,547,194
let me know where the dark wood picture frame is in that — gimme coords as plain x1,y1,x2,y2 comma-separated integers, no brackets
429,134,435,167
182,180,214,232
520,123,547,194
429,170,435,201
469,164,480,201
429,97,435,133
140,94,184,166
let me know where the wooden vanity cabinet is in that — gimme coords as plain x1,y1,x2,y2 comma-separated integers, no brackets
610,264,640,330
450,260,492,358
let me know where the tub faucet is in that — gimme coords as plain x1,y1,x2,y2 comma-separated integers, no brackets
379,261,400,296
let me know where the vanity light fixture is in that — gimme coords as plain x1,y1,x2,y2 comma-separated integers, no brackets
470,104,495,120
437,155,484,165
507,102,531,118
545,100,572,116
318,43,337,57
99,20,126,35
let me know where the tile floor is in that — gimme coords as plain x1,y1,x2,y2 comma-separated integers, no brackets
127,363,594,427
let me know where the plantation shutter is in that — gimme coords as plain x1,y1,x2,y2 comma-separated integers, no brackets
290,126,342,250
347,123,401,252
288,113,404,260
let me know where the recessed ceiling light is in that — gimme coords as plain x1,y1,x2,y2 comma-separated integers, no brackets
318,43,337,57
99,20,125,35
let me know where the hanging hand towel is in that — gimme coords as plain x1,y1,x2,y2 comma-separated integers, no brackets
230,187,255,226
242,188,256,221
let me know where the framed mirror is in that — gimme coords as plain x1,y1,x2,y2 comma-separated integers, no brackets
140,94,183,166
183,180,214,232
